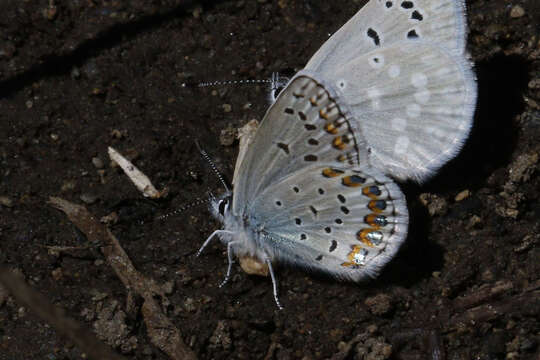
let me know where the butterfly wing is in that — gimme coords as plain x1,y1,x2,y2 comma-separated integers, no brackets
249,163,408,281
304,40,476,182
230,76,408,280
304,0,476,182
306,0,468,70
232,75,368,216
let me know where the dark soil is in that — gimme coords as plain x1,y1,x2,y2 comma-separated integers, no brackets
1,0,539,359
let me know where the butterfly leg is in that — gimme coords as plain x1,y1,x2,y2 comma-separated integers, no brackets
265,257,283,310
197,230,234,257
219,240,239,288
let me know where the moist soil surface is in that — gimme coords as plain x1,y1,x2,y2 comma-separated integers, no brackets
1,0,539,359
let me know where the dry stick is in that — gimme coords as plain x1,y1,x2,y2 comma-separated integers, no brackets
48,197,197,360
0,268,126,360
452,280,514,310
448,289,540,329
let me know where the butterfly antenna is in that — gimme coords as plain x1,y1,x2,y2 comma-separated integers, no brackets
181,72,288,90
195,141,230,192
156,197,210,221
191,77,272,88
207,189,217,203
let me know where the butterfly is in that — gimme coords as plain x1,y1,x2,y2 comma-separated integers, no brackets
197,0,477,308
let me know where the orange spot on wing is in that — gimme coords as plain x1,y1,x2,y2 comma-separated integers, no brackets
362,186,378,199
364,214,382,228
342,175,365,187
357,229,375,247
324,123,338,134
368,200,386,213
322,168,344,178
332,136,346,150
319,109,329,120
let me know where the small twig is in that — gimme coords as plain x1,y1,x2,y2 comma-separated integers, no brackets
263,340,279,360
0,268,126,360
448,289,540,330
452,280,514,310
48,196,197,360
40,245,96,260
108,146,168,199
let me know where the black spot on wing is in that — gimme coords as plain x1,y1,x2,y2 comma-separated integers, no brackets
367,28,380,46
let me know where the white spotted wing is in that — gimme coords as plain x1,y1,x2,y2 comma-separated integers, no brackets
232,75,408,280
304,0,477,182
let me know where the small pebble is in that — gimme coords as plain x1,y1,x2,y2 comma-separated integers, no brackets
0,196,14,207
222,103,232,113
366,324,378,334
510,5,525,18
80,193,98,204
51,268,63,282
61,180,76,192
220,125,236,146
528,78,540,89
419,193,448,216
455,189,471,202
92,157,104,169
43,5,58,20
508,153,538,183
514,234,537,253
71,67,81,79
480,269,495,282
467,215,483,229
209,320,232,350
110,129,125,139
162,281,175,295
94,259,104,266
17,307,26,318
184,298,197,312
192,6,202,18
100,212,119,225
364,294,393,316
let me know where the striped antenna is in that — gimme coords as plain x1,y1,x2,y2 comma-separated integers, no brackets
182,72,289,94
196,78,273,87
156,197,210,221
195,141,230,192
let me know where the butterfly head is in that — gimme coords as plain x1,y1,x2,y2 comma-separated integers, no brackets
209,191,233,224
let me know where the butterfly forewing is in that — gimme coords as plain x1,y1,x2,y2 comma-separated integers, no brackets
306,0,468,72
304,40,476,182
304,0,476,182
232,76,368,216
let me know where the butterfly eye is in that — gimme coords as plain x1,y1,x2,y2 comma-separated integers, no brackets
218,198,228,216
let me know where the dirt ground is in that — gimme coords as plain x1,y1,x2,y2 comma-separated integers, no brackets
1,0,539,359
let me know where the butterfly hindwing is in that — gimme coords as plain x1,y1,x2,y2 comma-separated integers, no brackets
249,163,408,281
